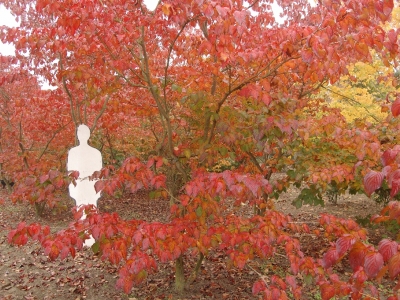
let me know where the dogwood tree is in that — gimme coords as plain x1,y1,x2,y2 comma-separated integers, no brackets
2,0,400,298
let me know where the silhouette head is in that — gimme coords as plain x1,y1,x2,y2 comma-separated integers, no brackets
77,124,91,144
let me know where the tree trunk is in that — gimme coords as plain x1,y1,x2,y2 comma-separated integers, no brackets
175,255,185,293
187,252,204,285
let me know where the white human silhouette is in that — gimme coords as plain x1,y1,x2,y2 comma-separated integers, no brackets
67,124,102,247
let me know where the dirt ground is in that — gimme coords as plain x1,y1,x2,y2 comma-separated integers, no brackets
0,183,393,300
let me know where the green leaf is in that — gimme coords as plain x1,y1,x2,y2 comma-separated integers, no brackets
292,187,324,208
240,143,251,152
287,170,296,180
218,147,228,156
292,198,303,209
196,206,203,217
171,84,182,92
91,241,100,254
304,274,313,285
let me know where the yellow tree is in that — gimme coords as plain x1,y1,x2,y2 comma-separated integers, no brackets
321,4,400,123
321,57,397,123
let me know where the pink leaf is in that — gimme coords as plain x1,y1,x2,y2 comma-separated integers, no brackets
322,248,339,268
156,158,163,168
390,179,400,197
382,148,399,166
388,29,398,44
261,93,272,106
378,239,398,262
233,10,247,25
363,171,384,196
39,174,49,184
252,280,266,295
336,235,356,256
215,5,229,18
364,252,384,278
301,49,313,63
94,180,105,194
285,275,297,289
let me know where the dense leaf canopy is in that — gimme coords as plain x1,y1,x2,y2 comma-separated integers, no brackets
1,0,400,298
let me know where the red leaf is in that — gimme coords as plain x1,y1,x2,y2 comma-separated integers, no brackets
301,49,313,63
43,226,50,236
233,10,247,26
17,222,26,231
369,285,379,297
364,252,384,278
261,93,272,106
156,158,163,168
388,252,400,278
382,148,399,166
146,158,154,168
92,226,100,239
133,231,142,244
349,241,367,272
382,165,392,176
216,5,229,18
388,29,398,44
142,238,150,250
48,169,59,180
156,228,166,240
336,235,356,256
117,275,134,294
383,0,394,16
271,287,282,299
285,275,297,289
13,234,28,246
379,239,398,262
94,180,105,194
70,247,76,258
391,180,400,197
322,248,339,268
238,84,259,99
180,195,190,206
391,96,400,117
355,42,369,57
25,176,36,186
8,229,17,243
39,174,49,184
271,275,286,289
363,171,384,196
49,244,60,260
60,246,70,260
252,280,266,295
27,224,40,238
36,0,49,11
320,283,335,300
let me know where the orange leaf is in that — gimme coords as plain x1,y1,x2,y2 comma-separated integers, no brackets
349,241,367,272
320,283,335,300
388,252,400,278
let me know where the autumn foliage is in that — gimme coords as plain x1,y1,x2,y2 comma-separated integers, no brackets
1,0,400,298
